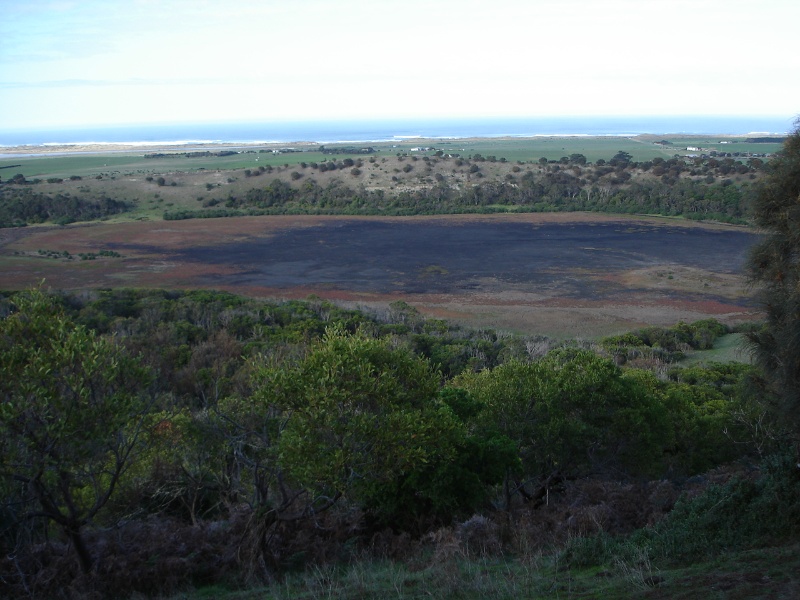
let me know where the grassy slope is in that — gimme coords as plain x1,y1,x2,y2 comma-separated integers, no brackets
178,542,800,599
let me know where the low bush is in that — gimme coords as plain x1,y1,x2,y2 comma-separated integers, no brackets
561,453,800,570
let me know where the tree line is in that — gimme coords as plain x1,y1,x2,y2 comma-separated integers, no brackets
0,186,130,227
164,172,756,224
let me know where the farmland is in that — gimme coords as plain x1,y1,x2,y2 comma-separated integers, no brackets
1,133,782,181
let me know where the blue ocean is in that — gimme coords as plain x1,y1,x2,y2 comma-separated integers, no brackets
0,115,794,147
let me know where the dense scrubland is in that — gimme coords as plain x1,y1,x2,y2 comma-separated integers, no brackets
2,132,800,598
1,287,794,598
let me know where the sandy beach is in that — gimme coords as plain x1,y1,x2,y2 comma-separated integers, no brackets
0,140,327,157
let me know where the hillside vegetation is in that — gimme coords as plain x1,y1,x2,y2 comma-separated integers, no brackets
0,139,774,227
1,287,795,598
2,132,798,597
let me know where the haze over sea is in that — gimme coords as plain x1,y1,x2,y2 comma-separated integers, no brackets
0,116,793,148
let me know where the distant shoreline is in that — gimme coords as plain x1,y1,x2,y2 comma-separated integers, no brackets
0,136,638,158
0,132,780,159
1,115,792,156
0,141,318,158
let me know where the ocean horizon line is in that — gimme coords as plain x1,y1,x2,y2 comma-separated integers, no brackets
0,133,650,150
0,115,794,148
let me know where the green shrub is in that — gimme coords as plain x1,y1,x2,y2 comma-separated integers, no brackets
643,453,800,562
562,453,800,568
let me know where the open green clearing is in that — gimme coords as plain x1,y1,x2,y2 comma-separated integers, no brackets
682,333,752,365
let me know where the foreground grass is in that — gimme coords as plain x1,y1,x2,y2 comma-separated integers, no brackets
167,542,800,599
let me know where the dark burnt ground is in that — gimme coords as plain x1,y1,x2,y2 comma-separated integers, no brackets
136,220,758,304
1,215,761,335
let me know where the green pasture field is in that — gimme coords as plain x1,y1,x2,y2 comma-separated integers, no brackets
426,136,666,162
375,135,782,163
1,151,333,180
2,135,783,180
651,137,783,156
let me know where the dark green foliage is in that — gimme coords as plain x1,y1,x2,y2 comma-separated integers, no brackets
659,374,748,473
0,289,152,573
0,286,786,596
319,146,375,155
647,454,800,560
218,327,497,542
410,332,504,378
255,327,451,495
0,186,130,227
564,454,800,569
455,350,674,482
172,165,758,222
746,123,800,437
362,388,519,530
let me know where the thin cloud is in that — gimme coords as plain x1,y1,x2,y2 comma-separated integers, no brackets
1,0,798,129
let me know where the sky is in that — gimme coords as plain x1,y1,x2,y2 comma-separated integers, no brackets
1,0,798,131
